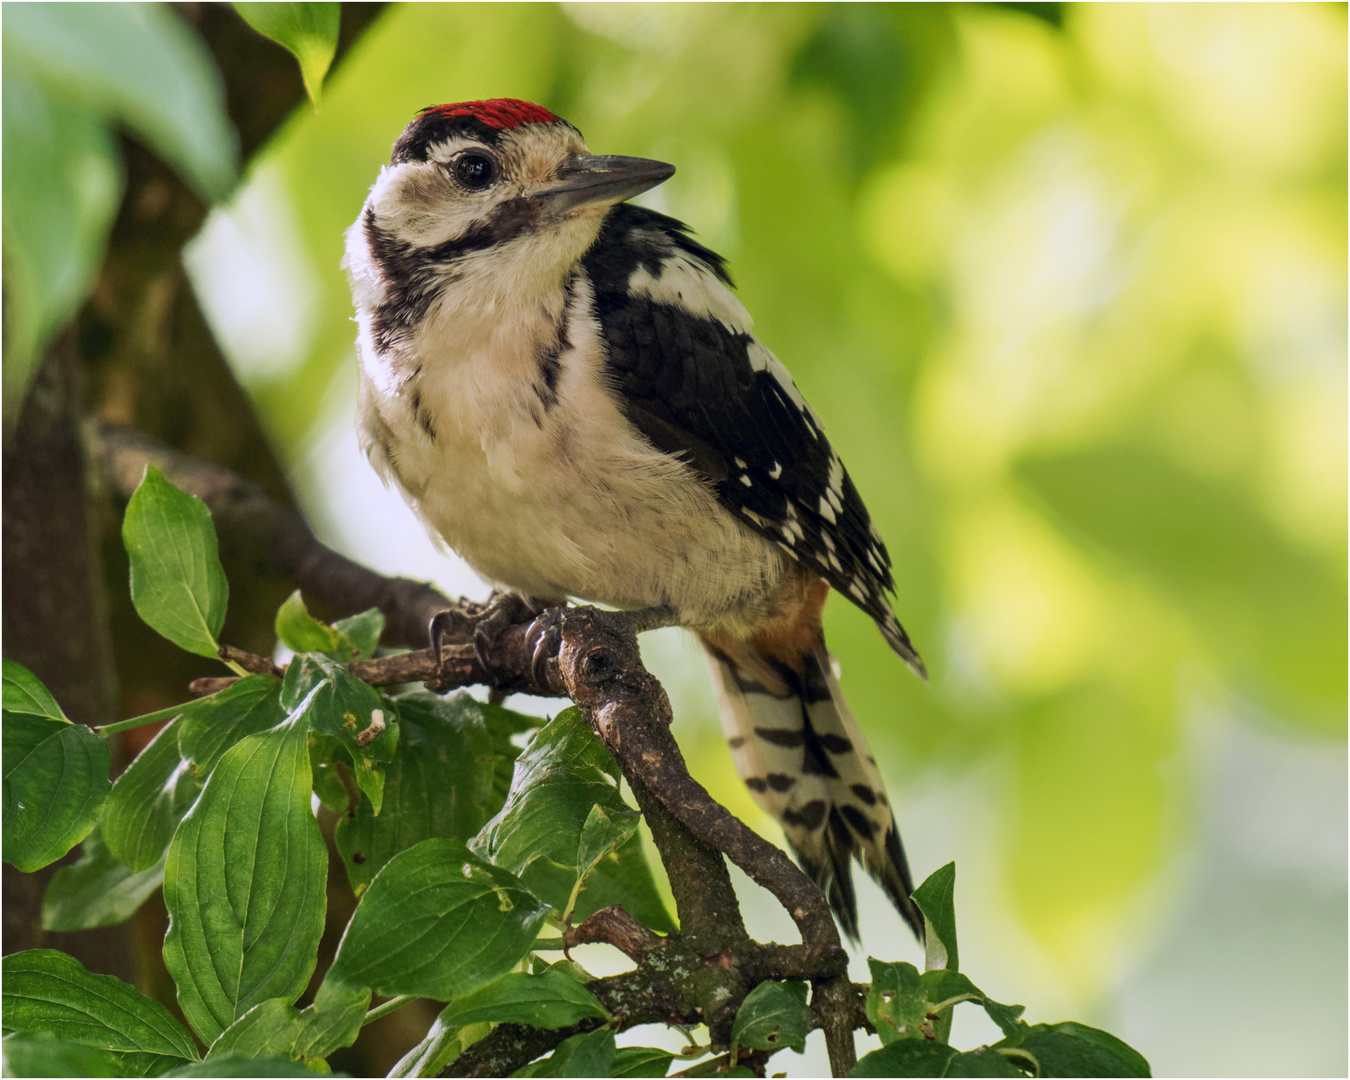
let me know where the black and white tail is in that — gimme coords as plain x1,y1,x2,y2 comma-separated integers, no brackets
701,636,923,940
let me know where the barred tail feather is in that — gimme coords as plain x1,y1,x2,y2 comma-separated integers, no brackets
700,634,924,940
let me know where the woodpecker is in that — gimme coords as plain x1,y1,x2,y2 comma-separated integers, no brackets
345,99,926,939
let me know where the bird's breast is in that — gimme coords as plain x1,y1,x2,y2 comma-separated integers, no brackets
356,273,789,621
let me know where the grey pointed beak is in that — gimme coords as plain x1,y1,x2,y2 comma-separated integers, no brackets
540,155,675,212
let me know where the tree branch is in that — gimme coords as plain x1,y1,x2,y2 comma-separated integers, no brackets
92,421,456,649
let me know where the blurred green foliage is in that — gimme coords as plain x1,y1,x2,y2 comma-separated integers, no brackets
1,2,238,430
2,0,1343,1037
179,2,1345,998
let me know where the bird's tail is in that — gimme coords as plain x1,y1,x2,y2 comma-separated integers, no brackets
699,633,923,940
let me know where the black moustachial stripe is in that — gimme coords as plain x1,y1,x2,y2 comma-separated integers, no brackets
364,195,547,359
580,203,918,651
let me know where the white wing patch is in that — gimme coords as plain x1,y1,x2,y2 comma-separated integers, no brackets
626,254,752,333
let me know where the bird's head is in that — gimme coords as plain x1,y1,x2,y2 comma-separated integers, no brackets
350,99,674,312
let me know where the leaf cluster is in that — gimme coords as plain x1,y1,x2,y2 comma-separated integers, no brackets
1,471,1153,1078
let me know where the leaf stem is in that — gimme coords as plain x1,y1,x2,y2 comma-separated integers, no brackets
533,937,568,951
223,658,250,677
94,700,204,737
997,1047,1040,1075
363,995,414,1025
928,993,984,1015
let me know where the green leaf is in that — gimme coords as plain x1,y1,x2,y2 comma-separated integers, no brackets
205,976,368,1065
866,960,927,1044
1,949,197,1061
480,702,544,818
333,608,385,660
330,837,548,1000
608,1046,676,1078
919,969,1025,1040
3,659,69,722
0,64,122,429
438,969,608,1030
2,705,110,873
163,1058,342,1078
336,691,495,894
122,466,229,659
997,1022,1151,1078
42,828,165,932
388,1014,490,1078
730,980,810,1054
102,716,199,871
579,831,676,933
851,1040,958,1077
913,862,958,972
2,2,238,201
0,1033,125,1078
162,709,327,1042
233,3,340,105
274,590,349,659
291,975,372,1061
178,675,286,781
516,1028,616,1078
205,1000,300,1062
566,804,640,920
285,655,398,812
472,709,672,930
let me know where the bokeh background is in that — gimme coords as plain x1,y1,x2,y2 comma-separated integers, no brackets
5,4,1346,1077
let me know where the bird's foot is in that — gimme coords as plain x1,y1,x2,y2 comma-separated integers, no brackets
526,604,680,684
471,591,556,674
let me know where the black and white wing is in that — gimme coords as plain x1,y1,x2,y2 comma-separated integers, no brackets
582,205,924,675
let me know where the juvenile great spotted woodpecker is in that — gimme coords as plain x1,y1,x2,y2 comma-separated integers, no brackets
345,99,926,939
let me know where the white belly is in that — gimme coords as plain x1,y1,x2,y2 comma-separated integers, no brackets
355,277,790,630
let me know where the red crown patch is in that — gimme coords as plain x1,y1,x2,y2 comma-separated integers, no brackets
420,99,560,131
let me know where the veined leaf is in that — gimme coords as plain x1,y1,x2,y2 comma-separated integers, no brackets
274,590,349,659
205,975,369,1064
436,969,608,1030
282,655,397,812
162,705,327,1042
1,950,197,1062
102,716,199,871
42,828,165,932
333,607,385,660
177,674,285,781
0,1033,126,1078
471,709,672,930
515,1028,616,1078
995,1022,1150,1078
330,837,547,1000
913,862,958,972
3,673,110,872
866,960,927,1044
730,980,810,1054
336,691,494,893
122,466,229,659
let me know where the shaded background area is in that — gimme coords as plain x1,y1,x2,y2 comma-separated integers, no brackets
4,4,1345,1077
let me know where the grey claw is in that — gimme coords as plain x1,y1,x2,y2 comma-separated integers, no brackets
428,610,457,668
526,607,567,685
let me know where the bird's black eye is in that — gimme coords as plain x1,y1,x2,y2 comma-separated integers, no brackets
450,151,499,191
